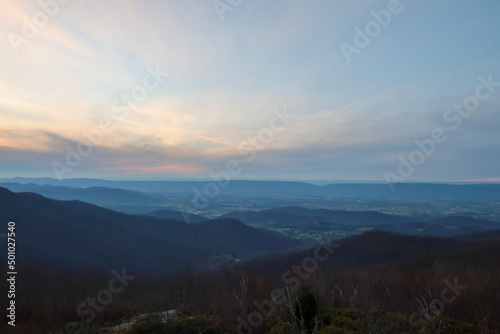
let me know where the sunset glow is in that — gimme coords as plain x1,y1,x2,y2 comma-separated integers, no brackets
1,0,499,181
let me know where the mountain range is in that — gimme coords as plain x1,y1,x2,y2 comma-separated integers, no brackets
1,178,499,200
220,206,500,237
0,187,301,272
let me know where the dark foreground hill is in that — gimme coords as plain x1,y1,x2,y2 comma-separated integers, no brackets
4,228,500,334
243,228,500,289
0,187,301,272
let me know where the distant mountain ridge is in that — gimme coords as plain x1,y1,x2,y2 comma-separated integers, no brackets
375,215,500,237
0,182,157,204
221,206,500,237
1,177,499,201
142,209,209,223
221,206,413,226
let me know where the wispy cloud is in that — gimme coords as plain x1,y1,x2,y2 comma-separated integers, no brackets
0,0,499,180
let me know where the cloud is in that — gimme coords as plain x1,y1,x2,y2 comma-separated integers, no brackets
0,0,499,181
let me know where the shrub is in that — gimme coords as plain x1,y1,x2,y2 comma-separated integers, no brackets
125,314,232,334
436,317,479,334
126,313,167,334
267,320,294,334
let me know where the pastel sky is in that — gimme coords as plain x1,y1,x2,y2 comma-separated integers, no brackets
0,0,499,182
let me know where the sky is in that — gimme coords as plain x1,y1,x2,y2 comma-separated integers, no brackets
0,0,499,182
